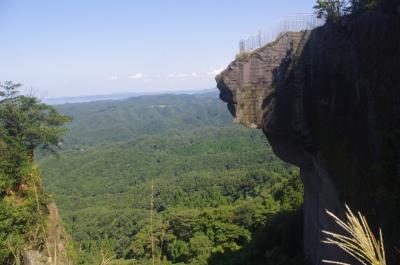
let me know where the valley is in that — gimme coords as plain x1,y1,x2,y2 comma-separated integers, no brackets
39,92,303,265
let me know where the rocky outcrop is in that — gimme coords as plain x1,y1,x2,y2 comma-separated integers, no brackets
23,203,74,265
216,13,400,264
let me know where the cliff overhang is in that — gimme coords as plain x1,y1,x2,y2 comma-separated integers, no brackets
216,13,400,265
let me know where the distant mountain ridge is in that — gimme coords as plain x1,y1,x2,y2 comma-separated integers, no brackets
42,88,217,105
53,92,232,149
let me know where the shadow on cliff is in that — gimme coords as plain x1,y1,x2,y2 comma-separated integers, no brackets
216,11,400,264
296,14,400,264
270,14,400,264
207,207,307,265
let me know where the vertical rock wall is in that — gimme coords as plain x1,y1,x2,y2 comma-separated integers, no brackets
216,13,400,264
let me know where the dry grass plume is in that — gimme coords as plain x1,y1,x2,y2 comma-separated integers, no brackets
322,204,386,265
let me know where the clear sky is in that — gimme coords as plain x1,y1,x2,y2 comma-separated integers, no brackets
0,0,316,98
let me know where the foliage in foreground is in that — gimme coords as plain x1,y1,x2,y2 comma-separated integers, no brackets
67,171,304,265
0,81,70,264
119,172,304,265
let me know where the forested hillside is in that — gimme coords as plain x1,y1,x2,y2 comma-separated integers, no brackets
54,93,232,149
40,92,304,265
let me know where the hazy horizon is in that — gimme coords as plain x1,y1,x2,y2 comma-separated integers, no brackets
41,87,219,105
0,0,316,97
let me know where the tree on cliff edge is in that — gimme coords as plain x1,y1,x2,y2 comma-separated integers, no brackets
0,81,71,160
314,0,350,21
0,81,72,264
314,0,398,20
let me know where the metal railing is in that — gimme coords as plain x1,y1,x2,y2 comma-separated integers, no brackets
239,13,325,53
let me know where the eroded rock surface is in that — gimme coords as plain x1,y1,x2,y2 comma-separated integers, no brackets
23,203,74,265
217,13,400,264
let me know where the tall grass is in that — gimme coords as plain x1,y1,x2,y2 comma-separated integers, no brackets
99,250,116,265
322,204,386,265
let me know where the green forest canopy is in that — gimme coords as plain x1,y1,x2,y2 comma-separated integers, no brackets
40,92,305,265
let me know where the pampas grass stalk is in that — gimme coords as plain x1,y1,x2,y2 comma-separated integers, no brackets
99,250,116,265
395,246,400,255
322,204,386,265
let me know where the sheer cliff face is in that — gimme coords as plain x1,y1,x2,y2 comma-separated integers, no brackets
217,14,400,265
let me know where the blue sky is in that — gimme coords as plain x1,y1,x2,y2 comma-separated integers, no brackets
0,0,316,98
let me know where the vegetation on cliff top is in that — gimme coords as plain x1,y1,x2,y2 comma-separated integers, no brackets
314,0,398,22
0,81,71,264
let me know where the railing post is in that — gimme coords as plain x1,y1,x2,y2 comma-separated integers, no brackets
238,13,325,53
239,40,245,53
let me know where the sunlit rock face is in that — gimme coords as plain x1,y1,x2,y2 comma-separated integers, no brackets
217,13,400,265
217,32,306,130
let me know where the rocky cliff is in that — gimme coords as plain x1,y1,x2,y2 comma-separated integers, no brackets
23,203,75,265
216,13,400,264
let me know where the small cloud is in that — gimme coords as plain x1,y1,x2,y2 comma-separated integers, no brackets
166,72,189,80
104,76,118,81
207,68,224,76
129,73,143,79
163,71,202,80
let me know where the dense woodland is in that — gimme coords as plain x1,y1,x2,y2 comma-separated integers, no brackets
39,92,305,265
